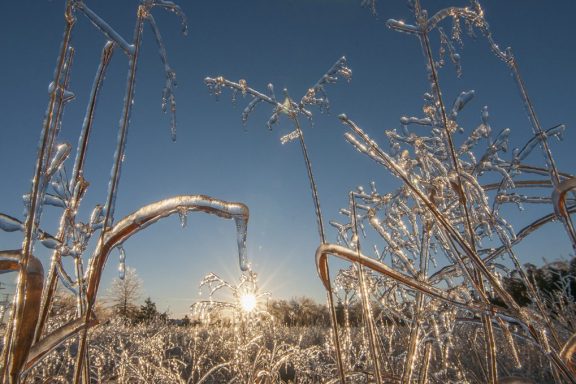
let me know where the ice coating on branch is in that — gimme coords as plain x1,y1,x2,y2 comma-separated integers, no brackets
84,196,250,303
205,58,352,247
513,124,566,163
400,116,432,126
330,3,576,378
335,55,575,375
438,27,462,77
147,14,178,141
48,81,75,103
76,2,134,56
100,13,146,231
299,56,351,114
147,0,188,36
387,19,419,34
280,130,301,145
205,56,351,130
0,2,194,381
360,0,377,15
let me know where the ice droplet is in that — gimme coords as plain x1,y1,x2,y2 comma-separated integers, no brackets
22,193,67,208
62,89,75,103
46,143,72,177
0,213,24,232
39,234,62,250
51,179,69,199
481,105,489,125
90,204,105,229
118,263,125,280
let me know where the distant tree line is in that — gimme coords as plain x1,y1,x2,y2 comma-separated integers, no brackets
104,259,576,329
107,268,174,324
267,297,377,327
493,258,576,308
267,297,330,327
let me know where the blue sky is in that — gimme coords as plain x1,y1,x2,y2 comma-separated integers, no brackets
1,1,575,317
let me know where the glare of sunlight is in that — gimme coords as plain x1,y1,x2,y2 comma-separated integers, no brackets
239,293,257,312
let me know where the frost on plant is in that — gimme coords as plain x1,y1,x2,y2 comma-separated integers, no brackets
317,1,576,383
0,2,254,383
1,0,576,383
206,56,352,246
205,56,351,131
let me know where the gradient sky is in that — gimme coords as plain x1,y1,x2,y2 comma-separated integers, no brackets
1,1,575,317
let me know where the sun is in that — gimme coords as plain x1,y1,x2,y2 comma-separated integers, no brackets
239,293,257,312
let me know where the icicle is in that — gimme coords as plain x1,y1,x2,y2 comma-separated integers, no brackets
266,112,279,130
178,207,187,228
482,105,490,125
242,98,262,126
234,216,249,271
450,90,474,120
117,245,126,280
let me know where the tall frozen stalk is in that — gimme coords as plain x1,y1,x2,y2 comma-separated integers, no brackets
35,40,115,347
1,3,76,381
205,57,352,383
71,2,186,382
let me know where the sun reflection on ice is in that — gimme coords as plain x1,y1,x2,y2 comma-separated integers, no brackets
192,270,270,322
239,293,257,312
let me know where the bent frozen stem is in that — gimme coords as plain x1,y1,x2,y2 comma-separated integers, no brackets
74,195,249,382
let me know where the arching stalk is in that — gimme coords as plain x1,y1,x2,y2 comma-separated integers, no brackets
0,251,44,384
